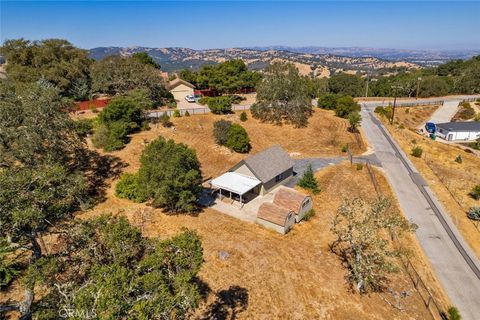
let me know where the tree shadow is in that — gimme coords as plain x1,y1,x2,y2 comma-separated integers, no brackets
80,149,126,204
201,286,249,320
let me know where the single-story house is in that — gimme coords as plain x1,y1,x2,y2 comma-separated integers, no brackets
256,202,296,234
210,145,295,203
273,186,313,222
167,79,195,102
435,122,480,142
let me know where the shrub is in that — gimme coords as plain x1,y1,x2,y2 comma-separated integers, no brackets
334,96,361,118
0,239,19,289
455,155,463,164
115,173,146,203
91,122,129,152
99,97,144,132
226,124,251,153
317,93,340,110
160,112,173,127
341,145,348,153
213,119,232,146
375,106,392,118
447,306,461,320
470,139,480,150
467,207,480,221
173,109,181,118
303,209,316,221
206,96,233,114
298,164,320,194
75,118,94,137
356,163,364,170
184,110,190,117
138,137,202,213
240,111,248,122
470,185,480,200
411,146,423,158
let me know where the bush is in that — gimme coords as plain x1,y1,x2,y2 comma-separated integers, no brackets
303,209,316,221
447,306,461,320
75,118,94,137
467,207,480,221
411,146,423,158
341,145,348,153
213,119,232,146
226,124,251,153
184,110,190,117
298,164,320,194
115,173,146,203
470,185,480,200
99,96,144,132
470,139,480,150
138,137,202,212
92,122,129,152
240,111,248,122
455,155,463,164
206,96,233,114
173,109,181,118
335,96,361,118
374,106,392,119
0,239,19,289
356,163,364,170
317,93,340,110
160,112,173,127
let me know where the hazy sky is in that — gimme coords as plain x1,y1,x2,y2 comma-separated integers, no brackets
1,1,480,50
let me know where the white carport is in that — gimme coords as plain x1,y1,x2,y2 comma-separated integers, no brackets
210,172,261,204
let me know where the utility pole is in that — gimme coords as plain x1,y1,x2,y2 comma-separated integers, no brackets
365,72,370,98
416,77,422,99
390,85,403,125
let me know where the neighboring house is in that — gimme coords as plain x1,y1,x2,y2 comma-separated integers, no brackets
273,186,312,222
167,78,195,101
435,122,480,142
256,202,296,235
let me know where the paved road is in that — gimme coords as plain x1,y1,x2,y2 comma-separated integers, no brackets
360,105,480,319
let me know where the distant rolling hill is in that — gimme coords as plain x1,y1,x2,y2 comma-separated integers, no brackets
88,46,420,76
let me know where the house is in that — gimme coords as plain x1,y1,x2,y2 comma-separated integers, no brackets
167,79,195,102
256,202,296,235
273,186,312,222
210,145,295,203
435,122,480,142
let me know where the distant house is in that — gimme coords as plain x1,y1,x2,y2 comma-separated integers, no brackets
210,145,295,203
257,202,296,234
273,186,312,222
167,79,195,102
435,122,480,142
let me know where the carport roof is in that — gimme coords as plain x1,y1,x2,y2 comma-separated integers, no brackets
210,172,261,195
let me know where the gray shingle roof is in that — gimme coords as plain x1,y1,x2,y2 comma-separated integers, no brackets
242,145,294,183
436,122,480,132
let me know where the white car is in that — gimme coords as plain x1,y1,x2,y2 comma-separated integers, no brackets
185,95,195,103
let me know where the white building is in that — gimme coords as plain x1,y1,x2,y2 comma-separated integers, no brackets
167,79,195,102
435,122,480,142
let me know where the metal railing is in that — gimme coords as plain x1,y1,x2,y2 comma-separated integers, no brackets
146,104,251,118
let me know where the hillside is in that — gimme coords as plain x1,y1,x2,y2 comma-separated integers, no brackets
88,46,419,75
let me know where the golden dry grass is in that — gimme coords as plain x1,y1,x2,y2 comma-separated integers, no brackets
393,105,439,129
93,109,364,179
379,115,480,259
72,162,448,320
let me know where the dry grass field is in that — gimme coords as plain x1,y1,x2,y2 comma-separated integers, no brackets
72,160,449,319
392,105,439,129
378,111,480,259
92,109,365,179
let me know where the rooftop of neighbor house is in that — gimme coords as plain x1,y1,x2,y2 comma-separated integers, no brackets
167,78,195,90
257,202,294,227
273,186,310,213
240,145,295,183
436,121,480,132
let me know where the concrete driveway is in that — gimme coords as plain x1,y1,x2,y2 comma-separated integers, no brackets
360,105,480,319
428,99,462,124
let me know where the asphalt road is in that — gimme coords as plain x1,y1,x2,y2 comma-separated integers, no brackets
360,104,480,319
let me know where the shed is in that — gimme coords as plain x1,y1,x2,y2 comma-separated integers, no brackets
167,79,195,102
256,202,296,234
273,186,313,222
435,122,480,142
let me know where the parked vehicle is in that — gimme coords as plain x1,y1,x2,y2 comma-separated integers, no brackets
185,95,195,103
425,122,436,133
